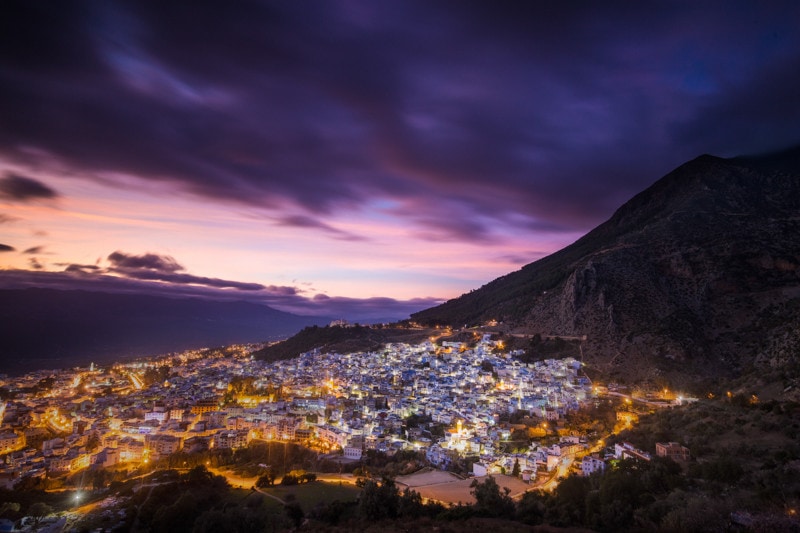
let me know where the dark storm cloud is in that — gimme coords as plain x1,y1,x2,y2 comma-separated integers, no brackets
671,53,800,157
1,1,799,238
107,250,183,272
117,268,267,291
0,173,59,201
105,250,266,290
0,244,15,252
0,268,436,321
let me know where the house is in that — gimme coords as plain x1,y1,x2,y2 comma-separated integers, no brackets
655,442,690,462
213,429,250,450
581,455,606,476
147,434,183,456
343,446,362,460
614,442,651,462
0,432,24,453
472,462,489,476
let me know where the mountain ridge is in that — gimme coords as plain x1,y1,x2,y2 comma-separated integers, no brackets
412,146,800,389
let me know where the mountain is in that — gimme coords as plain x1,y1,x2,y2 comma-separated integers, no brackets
0,288,329,374
253,323,438,363
412,146,800,388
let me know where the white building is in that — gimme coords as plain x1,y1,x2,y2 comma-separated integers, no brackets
581,456,605,476
343,446,362,460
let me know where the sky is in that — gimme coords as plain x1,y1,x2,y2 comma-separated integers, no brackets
1,1,800,320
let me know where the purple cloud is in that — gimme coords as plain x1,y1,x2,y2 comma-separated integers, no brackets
107,251,183,272
117,268,267,291
105,250,268,291
302,294,443,321
274,214,367,242
0,243,15,252
0,268,437,321
62,263,102,274
0,1,798,242
0,173,58,202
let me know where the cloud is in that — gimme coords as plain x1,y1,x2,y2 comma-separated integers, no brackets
23,245,45,254
117,268,267,291
671,53,800,157
496,252,548,265
104,250,268,291
107,250,183,272
62,263,102,274
0,243,15,252
0,1,798,242
28,257,43,270
0,268,436,321
274,215,367,242
0,214,20,224
0,173,59,201
296,294,443,321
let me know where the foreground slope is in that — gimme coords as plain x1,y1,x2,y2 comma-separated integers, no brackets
413,147,800,386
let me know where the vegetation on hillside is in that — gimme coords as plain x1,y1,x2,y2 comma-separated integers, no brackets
526,396,800,531
253,324,434,362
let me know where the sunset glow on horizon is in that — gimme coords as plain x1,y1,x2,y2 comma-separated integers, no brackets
2,1,800,319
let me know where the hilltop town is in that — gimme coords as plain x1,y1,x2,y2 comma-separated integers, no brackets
0,335,663,493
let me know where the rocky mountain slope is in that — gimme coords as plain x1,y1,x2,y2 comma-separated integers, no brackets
412,146,800,387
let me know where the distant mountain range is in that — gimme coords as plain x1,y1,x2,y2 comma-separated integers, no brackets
0,288,329,374
413,146,800,389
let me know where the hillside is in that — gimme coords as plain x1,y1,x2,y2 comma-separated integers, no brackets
412,146,800,389
253,324,436,362
0,288,328,374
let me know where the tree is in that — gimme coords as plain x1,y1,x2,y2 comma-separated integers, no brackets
512,458,521,477
398,487,424,518
516,490,548,525
0,502,19,517
548,474,590,526
280,473,298,486
469,476,515,518
284,502,305,528
256,472,275,487
184,465,214,485
358,478,399,521
151,492,200,533
27,502,52,526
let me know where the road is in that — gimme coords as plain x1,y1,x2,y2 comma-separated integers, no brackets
314,473,359,486
603,390,675,408
538,457,573,491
